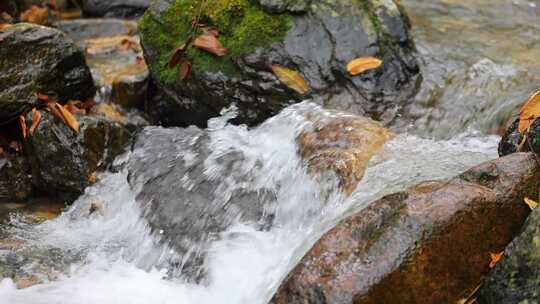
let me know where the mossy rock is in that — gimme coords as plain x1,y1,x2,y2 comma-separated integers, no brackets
139,0,420,127
0,23,96,125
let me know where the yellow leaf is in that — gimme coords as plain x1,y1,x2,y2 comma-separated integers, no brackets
518,90,540,133
347,57,383,76
489,251,504,268
524,197,539,210
271,65,310,95
54,103,80,133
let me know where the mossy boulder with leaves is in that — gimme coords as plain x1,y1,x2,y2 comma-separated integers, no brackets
139,0,420,127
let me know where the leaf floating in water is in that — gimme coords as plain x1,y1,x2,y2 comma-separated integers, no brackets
29,108,42,137
524,197,539,210
18,115,27,139
271,65,310,95
489,251,504,268
169,36,193,68
193,33,228,57
347,57,383,76
179,58,192,80
518,90,540,133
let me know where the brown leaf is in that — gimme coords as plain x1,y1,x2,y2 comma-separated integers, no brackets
64,102,86,115
0,23,12,31
20,5,49,25
201,26,219,37
36,92,53,103
179,58,192,80
18,115,27,140
55,103,79,133
271,65,310,95
518,90,540,133
456,284,481,304
29,108,42,137
169,36,193,68
193,33,228,57
489,251,504,268
347,57,383,76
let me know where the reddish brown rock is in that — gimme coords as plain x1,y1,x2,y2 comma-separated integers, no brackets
271,153,539,304
298,116,390,195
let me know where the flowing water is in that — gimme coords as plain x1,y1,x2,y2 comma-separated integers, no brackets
0,0,538,303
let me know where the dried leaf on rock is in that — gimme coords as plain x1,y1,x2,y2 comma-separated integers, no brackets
179,58,192,80
36,92,53,103
193,33,228,57
20,5,49,25
169,36,193,68
524,197,539,210
46,102,79,133
271,65,310,95
347,57,383,76
518,90,540,133
18,115,27,139
64,102,86,115
489,251,504,268
0,23,12,31
29,108,42,137
456,284,481,304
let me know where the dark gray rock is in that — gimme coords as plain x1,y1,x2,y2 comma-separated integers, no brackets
53,18,138,41
258,0,311,13
82,0,150,18
0,156,32,201
499,118,540,157
0,23,95,125
25,111,136,201
139,0,420,127
477,197,540,303
127,126,276,280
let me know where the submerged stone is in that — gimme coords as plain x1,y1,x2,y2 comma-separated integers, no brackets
0,23,95,125
271,153,539,304
139,0,420,127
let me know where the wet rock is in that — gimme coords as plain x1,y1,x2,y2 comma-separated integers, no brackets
127,126,276,280
82,0,150,19
0,23,96,125
477,199,540,304
498,118,540,157
54,19,138,41
111,63,148,110
25,111,136,201
298,116,390,194
139,0,420,127
271,153,539,304
0,156,32,201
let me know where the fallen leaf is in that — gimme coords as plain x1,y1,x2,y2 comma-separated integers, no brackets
193,33,227,57
64,102,86,115
20,5,48,25
88,172,97,184
201,26,219,37
456,283,481,304
179,58,192,80
347,57,383,76
36,92,53,103
28,108,42,137
55,103,79,133
489,251,504,268
169,36,193,68
524,197,539,210
271,65,310,95
518,90,540,133
0,23,12,31
18,115,27,140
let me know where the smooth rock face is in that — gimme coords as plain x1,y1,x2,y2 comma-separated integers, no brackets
0,23,96,125
477,200,540,303
25,112,134,201
271,153,539,304
82,0,150,18
298,116,390,194
140,0,420,127
0,156,32,201
54,19,138,41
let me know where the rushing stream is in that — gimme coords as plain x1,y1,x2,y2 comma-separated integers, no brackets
0,0,538,303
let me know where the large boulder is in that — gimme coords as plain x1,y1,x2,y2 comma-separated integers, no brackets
271,153,539,304
477,201,540,303
25,111,139,201
0,23,96,125
139,0,420,127
82,0,151,18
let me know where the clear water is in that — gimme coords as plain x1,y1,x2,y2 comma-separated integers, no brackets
1,0,539,303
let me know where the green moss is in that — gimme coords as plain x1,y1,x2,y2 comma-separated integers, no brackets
139,0,292,84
